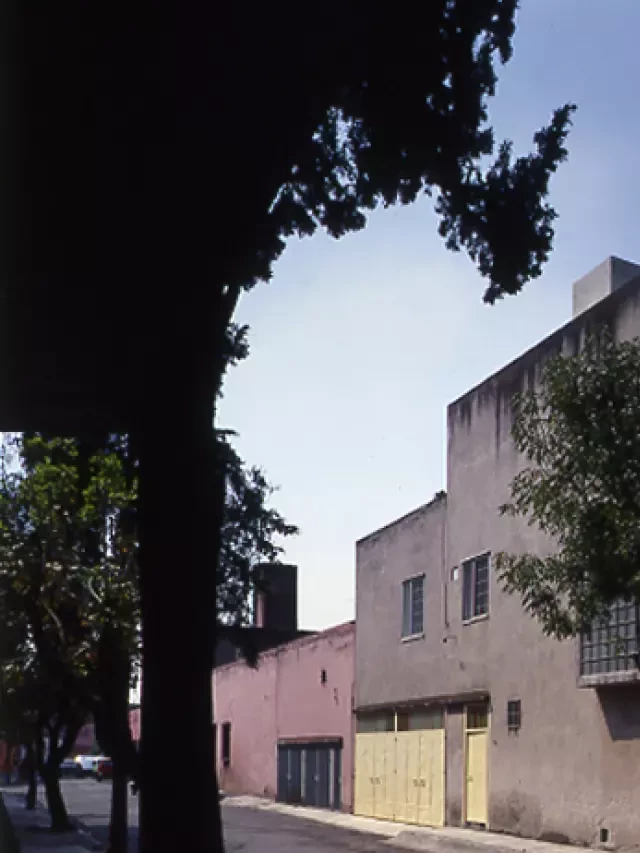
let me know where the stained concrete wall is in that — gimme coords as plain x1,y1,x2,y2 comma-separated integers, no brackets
572,256,640,317
213,621,355,809
356,272,640,848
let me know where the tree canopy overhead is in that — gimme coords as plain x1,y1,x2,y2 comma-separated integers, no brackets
14,0,576,433
497,333,640,639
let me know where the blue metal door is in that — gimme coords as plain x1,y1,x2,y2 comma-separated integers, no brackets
277,744,302,805
303,745,331,808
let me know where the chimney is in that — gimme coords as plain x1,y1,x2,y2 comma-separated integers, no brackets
572,256,640,317
252,564,298,632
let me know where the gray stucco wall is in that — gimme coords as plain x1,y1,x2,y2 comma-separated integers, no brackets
356,274,640,849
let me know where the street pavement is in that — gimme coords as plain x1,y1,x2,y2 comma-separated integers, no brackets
56,779,397,852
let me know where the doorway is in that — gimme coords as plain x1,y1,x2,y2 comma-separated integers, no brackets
464,703,489,827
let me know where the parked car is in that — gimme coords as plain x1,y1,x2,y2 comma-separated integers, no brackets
59,758,84,779
75,755,108,777
95,759,113,782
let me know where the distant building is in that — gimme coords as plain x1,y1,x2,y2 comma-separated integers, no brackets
72,721,98,755
354,258,640,848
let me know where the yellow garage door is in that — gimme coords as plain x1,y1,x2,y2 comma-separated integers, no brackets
416,728,445,827
380,731,397,820
354,733,376,818
392,732,411,823
355,709,445,828
354,731,396,819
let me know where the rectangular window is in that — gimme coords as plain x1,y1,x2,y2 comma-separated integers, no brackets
402,575,424,637
221,722,231,768
507,700,521,733
397,707,443,731
356,711,394,733
466,704,488,730
580,600,639,676
462,554,490,621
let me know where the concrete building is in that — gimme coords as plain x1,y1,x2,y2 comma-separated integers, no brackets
354,257,640,849
213,620,355,811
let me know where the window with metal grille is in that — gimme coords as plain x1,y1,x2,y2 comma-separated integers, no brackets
462,554,490,621
221,722,231,767
507,700,521,733
402,575,424,637
580,600,639,676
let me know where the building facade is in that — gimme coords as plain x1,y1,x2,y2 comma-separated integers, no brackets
213,621,355,811
355,258,640,849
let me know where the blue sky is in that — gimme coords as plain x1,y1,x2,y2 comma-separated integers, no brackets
219,0,640,630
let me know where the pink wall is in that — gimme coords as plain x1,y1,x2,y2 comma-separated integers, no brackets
72,722,96,754
213,651,277,798
213,621,355,810
129,708,141,743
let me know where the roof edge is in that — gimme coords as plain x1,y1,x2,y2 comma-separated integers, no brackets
448,271,640,412
356,491,447,546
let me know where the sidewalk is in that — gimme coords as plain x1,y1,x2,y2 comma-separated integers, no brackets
1,792,100,853
223,795,585,853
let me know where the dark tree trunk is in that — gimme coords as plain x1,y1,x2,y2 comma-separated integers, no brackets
107,762,128,853
25,745,37,810
41,765,72,832
134,359,225,853
105,646,132,853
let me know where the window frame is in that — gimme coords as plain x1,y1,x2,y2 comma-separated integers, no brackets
579,599,639,676
507,699,521,733
401,573,425,639
462,552,490,622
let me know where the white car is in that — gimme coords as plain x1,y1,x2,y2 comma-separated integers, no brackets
75,755,108,777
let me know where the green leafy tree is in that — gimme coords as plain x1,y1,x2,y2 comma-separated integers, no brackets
496,333,640,639
0,434,138,832
217,434,298,626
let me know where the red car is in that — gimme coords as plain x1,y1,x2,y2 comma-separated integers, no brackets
95,759,113,782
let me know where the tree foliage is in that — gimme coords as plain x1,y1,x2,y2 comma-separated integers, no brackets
217,434,298,624
496,333,640,639
0,434,138,829
196,1,576,320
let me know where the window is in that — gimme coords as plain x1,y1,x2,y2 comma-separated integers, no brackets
580,599,639,676
507,700,521,733
402,575,424,637
221,722,231,768
466,703,488,730
356,711,394,733
397,707,444,731
462,554,490,621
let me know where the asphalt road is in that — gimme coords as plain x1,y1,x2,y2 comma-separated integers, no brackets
57,779,395,852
